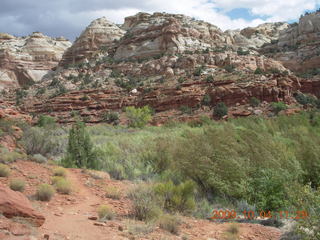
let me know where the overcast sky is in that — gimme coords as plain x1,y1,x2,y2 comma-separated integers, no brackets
1,0,319,41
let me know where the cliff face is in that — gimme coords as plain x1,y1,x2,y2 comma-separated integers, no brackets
262,11,320,72
59,17,125,66
226,22,289,49
114,12,226,60
0,32,71,90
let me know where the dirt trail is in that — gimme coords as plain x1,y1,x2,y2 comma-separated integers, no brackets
39,169,122,240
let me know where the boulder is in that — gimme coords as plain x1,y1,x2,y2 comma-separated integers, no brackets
0,185,45,227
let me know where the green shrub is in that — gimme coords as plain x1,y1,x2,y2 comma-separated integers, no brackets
294,93,316,106
249,97,260,107
55,178,72,194
192,199,213,219
53,167,67,177
36,184,55,201
158,214,181,235
0,164,10,177
270,102,287,114
246,169,290,211
224,64,235,73
10,179,25,192
0,151,25,163
97,205,115,220
254,68,263,74
213,102,228,118
105,186,121,199
193,66,204,76
128,184,162,221
32,154,47,163
205,75,214,83
179,106,192,115
62,121,98,169
154,180,196,214
36,115,56,127
202,95,211,106
102,112,120,125
125,106,152,128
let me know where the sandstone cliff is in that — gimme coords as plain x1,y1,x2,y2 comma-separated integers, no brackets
59,17,125,66
262,11,320,72
114,12,226,60
0,32,71,90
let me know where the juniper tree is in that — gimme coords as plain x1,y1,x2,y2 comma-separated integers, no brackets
62,121,98,169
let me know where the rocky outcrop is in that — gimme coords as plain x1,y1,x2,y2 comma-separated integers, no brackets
0,32,71,89
114,12,225,60
0,100,32,123
59,17,125,66
27,74,300,124
261,11,320,72
226,22,289,49
0,185,45,227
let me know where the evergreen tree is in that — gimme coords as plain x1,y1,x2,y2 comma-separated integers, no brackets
62,121,97,169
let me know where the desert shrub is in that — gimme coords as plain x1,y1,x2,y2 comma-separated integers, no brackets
10,179,25,192
97,205,115,220
62,121,98,169
21,127,67,157
193,66,204,76
205,75,214,83
158,214,181,235
127,222,155,236
288,184,320,239
270,102,287,114
179,106,192,114
51,176,65,185
53,167,67,177
192,199,213,219
249,97,260,107
224,64,235,73
235,200,256,214
202,95,211,106
125,106,152,128
36,115,56,127
128,184,162,221
246,169,290,211
153,180,196,214
0,151,25,163
102,112,120,125
36,184,55,201
32,154,47,163
213,102,228,118
54,178,72,194
105,186,121,199
294,93,316,106
254,67,263,74
0,164,10,177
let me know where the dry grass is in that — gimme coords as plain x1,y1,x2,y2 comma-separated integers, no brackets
55,178,72,194
158,214,181,235
36,184,55,201
53,167,67,177
97,205,115,220
105,186,121,199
